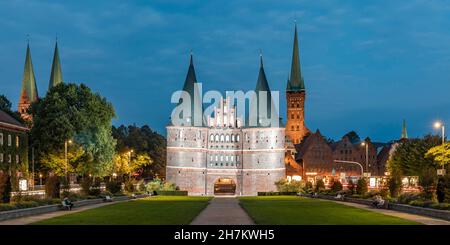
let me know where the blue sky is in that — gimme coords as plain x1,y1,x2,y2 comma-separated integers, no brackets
1,0,449,142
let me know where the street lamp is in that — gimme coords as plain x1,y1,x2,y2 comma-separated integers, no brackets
64,140,72,182
434,121,446,175
361,141,369,175
39,173,43,186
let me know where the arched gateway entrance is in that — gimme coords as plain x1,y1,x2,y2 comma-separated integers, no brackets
214,178,236,195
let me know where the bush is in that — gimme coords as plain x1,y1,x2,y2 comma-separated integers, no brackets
275,179,304,193
330,179,343,193
356,178,368,196
436,176,450,203
409,200,436,208
155,191,188,196
347,180,356,195
388,175,402,198
419,167,437,201
45,175,61,199
257,192,298,196
397,192,423,204
81,177,93,196
124,179,136,193
315,179,325,193
106,180,122,194
0,173,12,203
145,179,162,193
304,181,313,193
429,203,450,210
89,179,101,196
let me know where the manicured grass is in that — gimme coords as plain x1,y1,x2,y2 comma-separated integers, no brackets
239,196,419,225
34,196,212,225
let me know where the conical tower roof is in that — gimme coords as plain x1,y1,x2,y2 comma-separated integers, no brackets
49,41,63,89
179,53,204,126
286,24,305,92
401,119,408,139
20,43,39,103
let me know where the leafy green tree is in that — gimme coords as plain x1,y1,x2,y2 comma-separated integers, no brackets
112,125,166,178
419,167,437,201
30,83,116,177
330,179,343,193
388,173,402,198
426,142,450,168
113,151,152,177
347,179,356,194
0,95,12,111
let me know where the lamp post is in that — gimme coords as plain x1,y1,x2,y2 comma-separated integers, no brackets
434,121,446,175
39,173,43,186
128,150,133,179
361,141,369,176
64,140,72,182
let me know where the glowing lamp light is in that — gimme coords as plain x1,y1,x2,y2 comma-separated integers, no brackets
292,175,302,181
434,121,442,129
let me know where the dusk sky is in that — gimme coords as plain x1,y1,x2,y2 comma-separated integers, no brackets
1,0,449,142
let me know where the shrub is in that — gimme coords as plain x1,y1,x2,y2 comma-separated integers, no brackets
80,177,93,196
347,179,356,195
124,179,136,193
315,179,325,193
388,175,402,198
304,181,313,193
257,192,297,196
0,173,12,203
145,179,162,193
330,179,343,193
45,175,61,199
397,192,423,204
89,179,101,196
161,182,177,191
155,191,188,196
356,178,368,196
436,176,450,203
106,180,122,194
429,203,450,210
419,167,437,201
275,179,304,193
409,200,436,208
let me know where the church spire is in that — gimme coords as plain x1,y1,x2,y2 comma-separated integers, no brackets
286,23,305,92
49,40,63,89
253,53,277,127
18,42,39,120
401,119,408,139
180,52,203,126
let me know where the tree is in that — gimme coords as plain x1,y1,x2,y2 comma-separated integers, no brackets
388,135,441,176
315,179,325,193
112,125,166,178
30,83,116,177
388,173,402,198
419,167,437,201
0,95,12,111
347,179,356,194
426,142,450,168
330,179,343,193
113,151,152,177
356,178,368,195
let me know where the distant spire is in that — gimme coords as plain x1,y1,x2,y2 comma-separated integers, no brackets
18,41,39,120
254,54,277,127
401,119,408,139
286,23,305,92
180,52,203,126
20,43,39,102
49,40,63,89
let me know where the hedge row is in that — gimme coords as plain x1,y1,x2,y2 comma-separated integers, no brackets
155,191,188,196
257,192,298,196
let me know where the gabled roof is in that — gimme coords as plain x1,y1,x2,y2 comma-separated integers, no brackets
0,110,28,131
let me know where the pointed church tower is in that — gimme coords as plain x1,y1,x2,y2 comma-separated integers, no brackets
18,42,39,121
179,52,204,126
251,53,278,127
285,24,309,144
48,40,63,89
401,119,408,139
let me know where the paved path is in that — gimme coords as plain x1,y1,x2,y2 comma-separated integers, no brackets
190,197,254,225
328,199,450,225
0,201,123,225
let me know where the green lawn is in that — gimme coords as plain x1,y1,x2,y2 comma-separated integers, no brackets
239,196,419,225
34,196,212,225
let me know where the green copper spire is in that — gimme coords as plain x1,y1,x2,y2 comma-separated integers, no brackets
286,24,305,92
401,119,408,139
49,41,63,89
20,43,39,102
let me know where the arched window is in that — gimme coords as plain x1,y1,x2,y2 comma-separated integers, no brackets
220,155,223,161
215,155,219,161
236,134,240,142
210,134,214,142
231,134,235,142
291,126,294,131
225,156,229,161
215,134,219,142
296,125,300,130
225,134,230,142
220,134,224,142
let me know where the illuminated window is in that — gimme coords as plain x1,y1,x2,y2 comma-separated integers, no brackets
236,134,240,142
225,134,230,142
220,134,224,142
210,134,214,142
16,155,19,164
215,134,219,142
231,134,235,142
0,133,3,145
0,153,3,163
8,134,11,146
16,136,19,148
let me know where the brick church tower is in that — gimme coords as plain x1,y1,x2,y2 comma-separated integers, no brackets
18,43,39,121
285,24,309,144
